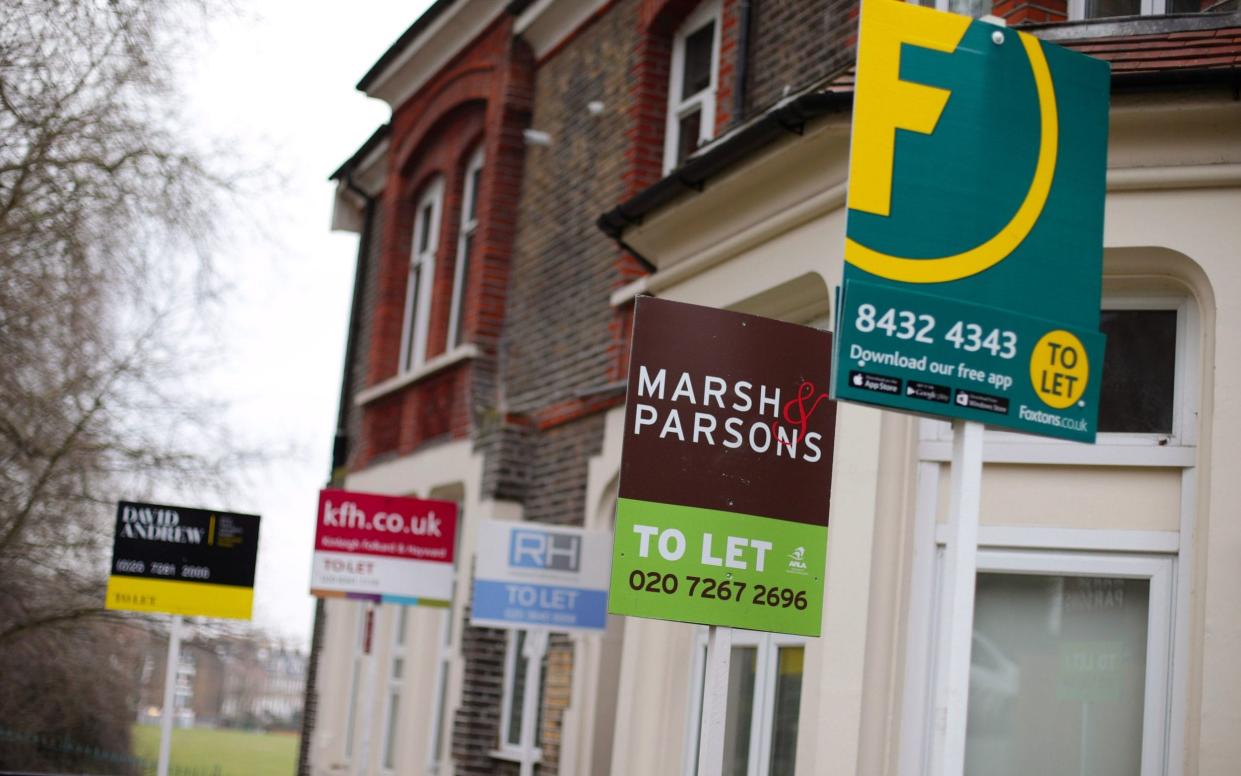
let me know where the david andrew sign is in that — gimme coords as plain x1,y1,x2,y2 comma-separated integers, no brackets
609,298,836,637
106,501,261,620
471,519,611,633
832,0,1110,441
310,489,457,606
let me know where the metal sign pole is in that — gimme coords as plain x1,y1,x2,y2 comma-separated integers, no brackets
518,629,548,776
354,601,378,776
696,624,733,776
157,614,183,776
935,419,984,776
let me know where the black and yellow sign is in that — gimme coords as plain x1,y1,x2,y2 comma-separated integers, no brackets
105,501,261,620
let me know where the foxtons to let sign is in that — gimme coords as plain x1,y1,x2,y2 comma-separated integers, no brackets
832,0,1110,441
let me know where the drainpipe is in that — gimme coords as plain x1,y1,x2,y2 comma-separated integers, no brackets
296,175,375,776
733,0,752,125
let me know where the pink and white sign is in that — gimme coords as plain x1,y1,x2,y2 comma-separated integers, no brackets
310,489,457,605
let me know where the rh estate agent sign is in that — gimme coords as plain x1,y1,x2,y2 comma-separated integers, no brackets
832,0,1110,441
310,489,457,605
609,298,836,637
106,501,261,620
471,519,611,633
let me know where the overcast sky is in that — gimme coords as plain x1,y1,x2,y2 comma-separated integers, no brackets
178,0,434,646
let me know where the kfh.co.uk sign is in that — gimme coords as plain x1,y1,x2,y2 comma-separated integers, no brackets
310,489,457,606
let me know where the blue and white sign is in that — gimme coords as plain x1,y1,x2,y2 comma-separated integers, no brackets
470,519,612,633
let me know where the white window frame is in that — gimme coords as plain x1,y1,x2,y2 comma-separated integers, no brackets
1069,0,1166,19
379,605,409,772
922,547,1175,775
495,629,548,766
682,628,809,776
663,0,723,173
918,290,1199,467
447,147,483,350
400,178,444,372
426,608,454,776
898,283,1199,776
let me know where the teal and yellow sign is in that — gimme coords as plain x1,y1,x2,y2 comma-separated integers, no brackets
832,0,1110,441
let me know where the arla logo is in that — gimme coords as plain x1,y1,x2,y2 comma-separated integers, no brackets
510,529,581,572
847,0,1060,284
787,546,809,575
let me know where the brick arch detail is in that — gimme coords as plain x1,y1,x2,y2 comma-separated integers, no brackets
392,67,495,177
359,17,531,467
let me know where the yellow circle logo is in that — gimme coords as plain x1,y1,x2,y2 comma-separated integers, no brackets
1029,330,1088,409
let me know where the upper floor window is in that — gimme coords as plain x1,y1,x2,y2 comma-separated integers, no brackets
1070,0,1203,18
400,178,443,372
448,147,483,350
664,1,722,173
685,629,806,776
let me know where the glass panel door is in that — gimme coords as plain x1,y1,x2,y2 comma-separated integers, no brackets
966,571,1155,776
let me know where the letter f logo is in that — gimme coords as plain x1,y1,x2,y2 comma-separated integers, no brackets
845,0,1060,284
849,0,970,218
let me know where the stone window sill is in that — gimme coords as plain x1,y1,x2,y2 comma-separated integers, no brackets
354,343,479,406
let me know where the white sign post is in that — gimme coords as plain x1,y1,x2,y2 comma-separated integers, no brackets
933,419,984,775
696,625,733,776
156,614,183,776
517,629,549,776
353,602,378,776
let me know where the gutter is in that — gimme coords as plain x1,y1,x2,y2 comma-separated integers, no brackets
596,90,852,241
598,9,1241,245
356,0,459,92
296,172,375,776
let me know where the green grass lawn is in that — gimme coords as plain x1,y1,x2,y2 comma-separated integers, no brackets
131,725,298,776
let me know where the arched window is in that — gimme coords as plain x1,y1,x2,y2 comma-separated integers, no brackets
400,177,444,372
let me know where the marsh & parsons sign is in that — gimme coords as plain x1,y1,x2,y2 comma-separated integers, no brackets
310,489,457,606
832,0,1110,441
106,501,260,620
471,519,611,633
608,298,835,637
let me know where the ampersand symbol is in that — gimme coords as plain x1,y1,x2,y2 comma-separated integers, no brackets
773,380,829,447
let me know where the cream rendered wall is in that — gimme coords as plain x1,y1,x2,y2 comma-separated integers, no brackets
311,437,500,776
608,87,1241,776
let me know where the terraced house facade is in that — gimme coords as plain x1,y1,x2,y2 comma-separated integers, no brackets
309,0,1241,774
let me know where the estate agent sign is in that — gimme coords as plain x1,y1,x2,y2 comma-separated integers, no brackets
471,519,611,633
609,298,836,637
310,489,457,606
106,501,261,620
832,0,1110,441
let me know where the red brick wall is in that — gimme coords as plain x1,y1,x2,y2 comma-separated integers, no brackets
993,0,1069,23
354,15,531,466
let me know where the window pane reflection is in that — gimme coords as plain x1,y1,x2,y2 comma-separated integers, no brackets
768,647,803,775
966,573,1150,776
1097,310,1176,434
723,646,757,776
